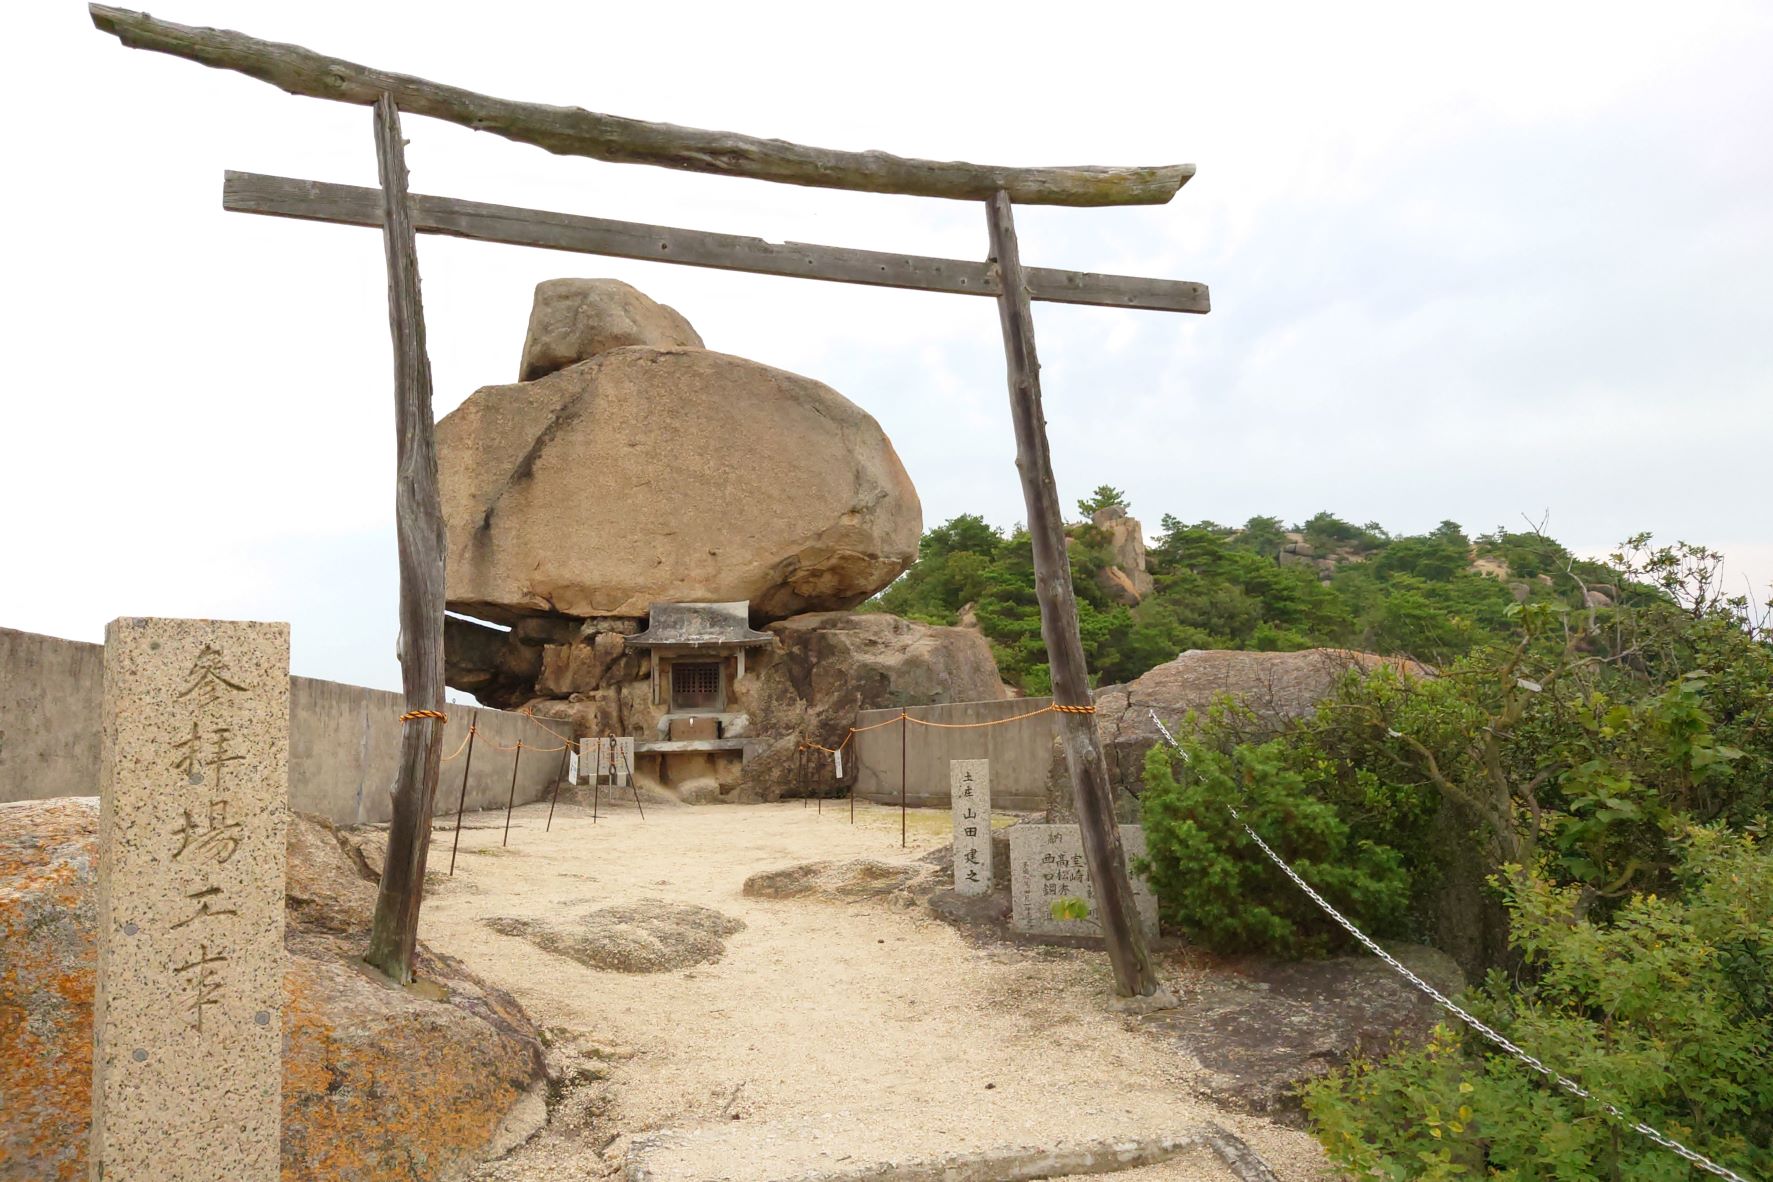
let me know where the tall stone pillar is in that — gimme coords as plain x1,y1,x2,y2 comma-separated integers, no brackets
91,618,289,1182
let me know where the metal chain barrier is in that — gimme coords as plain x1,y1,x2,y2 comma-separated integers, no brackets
1150,712,1751,1182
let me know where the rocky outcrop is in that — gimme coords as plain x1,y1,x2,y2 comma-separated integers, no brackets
741,859,936,903
1052,648,1432,807
759,612,1008,734
731,612,1010,801
440,285,921,624
518,278,702,382
1142,945,1463,1122
484,901,743,973
1089,505,1154,605
1,798,545,1182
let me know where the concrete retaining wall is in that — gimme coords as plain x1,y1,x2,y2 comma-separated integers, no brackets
0,626,562,826
852,697,1058,812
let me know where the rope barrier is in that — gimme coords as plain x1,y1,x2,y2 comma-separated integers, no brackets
799,700,1097,754
439,723,476,763
904,703,1090,729
1148,711,1751,1182
484,735,571,754
519,706,578,747
399,708,447,723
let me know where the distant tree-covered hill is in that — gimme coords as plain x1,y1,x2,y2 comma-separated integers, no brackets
868,487,1639,694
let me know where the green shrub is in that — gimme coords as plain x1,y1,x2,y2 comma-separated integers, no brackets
1139,733,1414,956
1303,824,1773,1181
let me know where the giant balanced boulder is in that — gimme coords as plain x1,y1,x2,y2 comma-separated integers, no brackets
439,283,921,624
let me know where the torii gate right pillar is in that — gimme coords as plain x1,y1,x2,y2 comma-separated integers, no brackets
985,191,1161,998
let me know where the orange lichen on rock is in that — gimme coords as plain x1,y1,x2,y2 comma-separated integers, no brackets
0,798,98,1182
0,799,545,1182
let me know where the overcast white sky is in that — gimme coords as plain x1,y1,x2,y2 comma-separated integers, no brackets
3,2,1769,693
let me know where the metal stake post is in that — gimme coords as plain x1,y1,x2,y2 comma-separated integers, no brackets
620,742,645,820
447,724,477,876
546,739,572,832
900,708,908,848
502,739,523,846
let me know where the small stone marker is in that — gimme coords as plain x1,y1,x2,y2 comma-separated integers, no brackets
92,618,289,1182
1009,824,1159,938
949,758,991,894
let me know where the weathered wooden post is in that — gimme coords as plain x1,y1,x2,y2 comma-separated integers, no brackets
363,93,448,985
985,191,1160,998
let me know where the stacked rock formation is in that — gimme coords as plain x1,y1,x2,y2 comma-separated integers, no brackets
441,280,1005,798
1089,504,1155,605
440,278,922,624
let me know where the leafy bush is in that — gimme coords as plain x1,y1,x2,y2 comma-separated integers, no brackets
1303,824,1773,1181
1139,731,1415,956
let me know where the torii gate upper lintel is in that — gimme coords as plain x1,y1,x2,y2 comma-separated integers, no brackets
92,4,1211,1000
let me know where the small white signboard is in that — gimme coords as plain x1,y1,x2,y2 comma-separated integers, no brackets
582,736,634,787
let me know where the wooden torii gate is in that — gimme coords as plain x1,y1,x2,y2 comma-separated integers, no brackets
92,5,1211,999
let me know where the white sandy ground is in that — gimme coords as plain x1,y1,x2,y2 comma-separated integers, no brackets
413,799,1331,1182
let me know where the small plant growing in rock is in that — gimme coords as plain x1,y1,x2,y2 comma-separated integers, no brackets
1049,896,1093,923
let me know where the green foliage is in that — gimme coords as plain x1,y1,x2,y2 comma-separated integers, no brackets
1303,824,1773,1181
1077,485,1129,517
1139,729,1416,956
1049,896,1093,922
877,503,1623,692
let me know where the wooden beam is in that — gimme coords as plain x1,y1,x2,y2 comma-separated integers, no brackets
363,96,449,986
223,172,1211,315
986,190,1161,999
91,5,1194,207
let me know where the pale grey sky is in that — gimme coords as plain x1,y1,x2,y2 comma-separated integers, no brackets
3,1,1769,692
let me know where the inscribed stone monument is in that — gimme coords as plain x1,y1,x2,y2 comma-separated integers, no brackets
1009,823,1159,938
949,759,990,895
92,618,289,1182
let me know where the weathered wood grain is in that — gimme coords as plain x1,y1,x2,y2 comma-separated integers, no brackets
92,5,1193,206
223,172,1211,314
986,191,1161,998
363,95,449,986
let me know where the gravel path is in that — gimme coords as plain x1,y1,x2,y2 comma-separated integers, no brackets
415,800,1328,1181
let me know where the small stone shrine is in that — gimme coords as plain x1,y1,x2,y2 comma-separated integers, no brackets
91,617,289,1182
1009,824,1160,939
626,601,773,790
950,759,991,895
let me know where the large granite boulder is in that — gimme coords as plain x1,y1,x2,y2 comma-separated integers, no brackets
439,346,921,624
518,278,702,382
1057,648,1432,806
0,798,545,1182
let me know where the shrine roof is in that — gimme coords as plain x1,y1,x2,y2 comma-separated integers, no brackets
627,602,774,649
